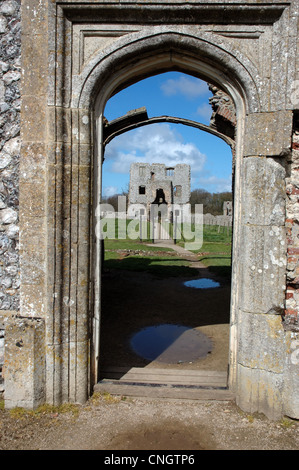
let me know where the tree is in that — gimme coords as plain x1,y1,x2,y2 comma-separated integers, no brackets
190,188,232,215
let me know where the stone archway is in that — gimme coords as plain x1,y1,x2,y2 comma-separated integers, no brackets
85,42,248,397
9,1,298,421
88,37,290,416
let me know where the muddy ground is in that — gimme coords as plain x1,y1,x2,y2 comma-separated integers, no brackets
1,259,299,451
99,264,231,373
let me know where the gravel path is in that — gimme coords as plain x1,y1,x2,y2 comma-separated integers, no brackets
1,394,298,450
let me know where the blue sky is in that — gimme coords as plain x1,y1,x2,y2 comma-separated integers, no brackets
103,72,233,197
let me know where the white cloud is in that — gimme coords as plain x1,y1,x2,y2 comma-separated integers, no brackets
160,76,210,100
197,175,232,193
105,124,206,176
103,185,119,197
196,103,212,121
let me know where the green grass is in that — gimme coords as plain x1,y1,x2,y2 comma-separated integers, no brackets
102,219,232,247
176,224,232,279
198,226,232,278
103,220,232,280
6,402,80,419
198,254,232,279
176,224,232,250
199,241,231,253
104,238,174,252
104,251,199,278
101,218,153,241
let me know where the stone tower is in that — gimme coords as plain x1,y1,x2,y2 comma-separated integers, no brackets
128,162,190,220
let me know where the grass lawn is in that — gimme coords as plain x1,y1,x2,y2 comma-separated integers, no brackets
102,220,232,279
104,238,199,278
176,224,232,279
176,223,232,249
104,238,173,252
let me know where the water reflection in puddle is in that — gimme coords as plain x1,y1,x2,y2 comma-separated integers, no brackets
130,324,212,363
184,278,220,289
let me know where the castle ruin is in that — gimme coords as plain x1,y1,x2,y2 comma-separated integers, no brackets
128,162,191,222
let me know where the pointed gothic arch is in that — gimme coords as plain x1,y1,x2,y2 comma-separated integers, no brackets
74,32,247,389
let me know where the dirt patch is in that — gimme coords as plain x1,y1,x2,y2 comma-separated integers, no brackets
104,419,216,450
1,397,298,450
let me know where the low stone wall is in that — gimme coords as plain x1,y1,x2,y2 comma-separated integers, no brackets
3,316,46,409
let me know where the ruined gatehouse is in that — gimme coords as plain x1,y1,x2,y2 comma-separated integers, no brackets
128,162,191,221
0,0,299,421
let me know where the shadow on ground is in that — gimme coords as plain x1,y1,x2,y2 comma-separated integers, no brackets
99,254,231,373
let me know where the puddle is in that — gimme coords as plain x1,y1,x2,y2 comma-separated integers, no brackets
130,324,212,363
184,278,220,289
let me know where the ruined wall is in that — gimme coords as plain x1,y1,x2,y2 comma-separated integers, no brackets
0,0,21,388
129,162,190,208
0,0,20,311
285,114,299,332
209,84,236,140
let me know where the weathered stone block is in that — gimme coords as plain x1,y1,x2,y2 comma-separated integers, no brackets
78,204,91,245
19,181,46,218
45,342,69,405
20,33,48,97
242,156,285,226
238,311,286,373
49,142,66,165
47,164,72,221
19,216,46,251
3,317,45,409
282,331,299,419
244,111,293,157
20,142,47,183
75,340,90,403
45,339,89,405
20,249,46,286
239,224,286,314
20,283,46,318
79,144,92,166
236,363,284,421
20,96,47,142
21,0,48,33
47,107,56,144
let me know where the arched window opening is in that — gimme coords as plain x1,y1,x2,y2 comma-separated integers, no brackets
153,188,167,205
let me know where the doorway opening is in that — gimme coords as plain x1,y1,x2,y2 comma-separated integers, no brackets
97,72,234,397
153,188,167,205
